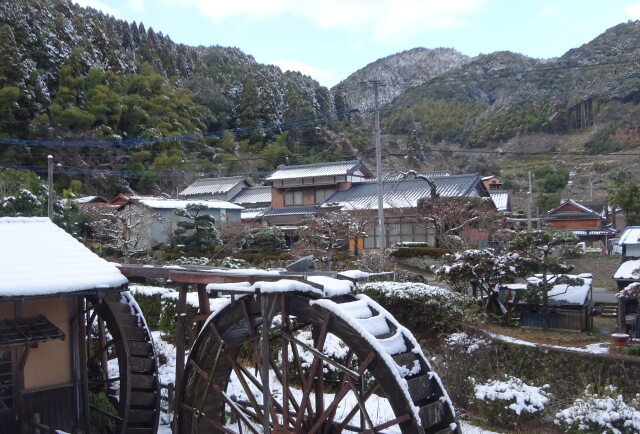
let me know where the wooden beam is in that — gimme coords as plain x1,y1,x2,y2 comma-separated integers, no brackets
172,283,188,431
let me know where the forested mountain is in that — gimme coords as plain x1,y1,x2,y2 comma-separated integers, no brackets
0,0,335,194
375,21,640,152
331,47,471,114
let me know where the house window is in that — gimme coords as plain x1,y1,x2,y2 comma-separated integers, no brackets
315,188,337,204
0,350,13,410
284,190,303,206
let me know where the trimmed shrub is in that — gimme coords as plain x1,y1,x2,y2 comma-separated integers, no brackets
129,285,175,330
391,247,453,259
359,281,481,336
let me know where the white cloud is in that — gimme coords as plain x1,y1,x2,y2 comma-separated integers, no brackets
270,59,333,85
72,0,122,17
627,3,640,20
164,0,489,42
540,5,557,17
129,0,146,13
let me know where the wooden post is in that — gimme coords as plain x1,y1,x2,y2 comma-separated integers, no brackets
618,297,627,333
196,284,211,334
173,284,188,431
260,294,277,432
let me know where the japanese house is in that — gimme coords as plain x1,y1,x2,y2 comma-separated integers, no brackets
545,199,616,251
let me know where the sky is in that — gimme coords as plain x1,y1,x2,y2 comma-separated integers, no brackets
73,0,640,88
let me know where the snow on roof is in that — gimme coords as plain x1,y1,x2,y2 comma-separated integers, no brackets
490,190,510,212
323,174,482,210
617,226,640,245
265,160,365,181
0,217,127,297
547,199,601,218
179,176,248,197
135,198,243,210
73,195,107,204
525,274,592,305
613,259,640,280
241,207,268,221
262,206,322,217
230,186,272,205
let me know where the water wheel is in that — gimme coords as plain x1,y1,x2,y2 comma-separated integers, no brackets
179,289,459,433
86,291,161,434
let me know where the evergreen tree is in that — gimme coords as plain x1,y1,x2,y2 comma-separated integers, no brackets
173,204,221,255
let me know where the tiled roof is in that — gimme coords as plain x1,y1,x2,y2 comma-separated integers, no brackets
322,174,482,210
569,228,616,236
489,191,510,212
241,207,268,221
0,217,127,297
231,186,272,205
262,206,323,217
179,176,247,197
265,160,367,181
547,199,602,218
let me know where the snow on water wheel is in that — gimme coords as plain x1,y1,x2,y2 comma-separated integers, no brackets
179,290,460,434
86,291,161,434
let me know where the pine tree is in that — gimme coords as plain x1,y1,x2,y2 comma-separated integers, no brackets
173,204,221,255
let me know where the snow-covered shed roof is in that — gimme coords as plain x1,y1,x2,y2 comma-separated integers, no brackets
179,176,249,197
617,226,640,245
264,160,371,181
490,190,510,212
528,274,593,305
230,186,272,206
134,198,243,210
322,173,483,210
0,217,128,297
613,259,640,280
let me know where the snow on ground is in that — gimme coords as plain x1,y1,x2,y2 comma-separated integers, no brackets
460,421,503,433
485,331,610,354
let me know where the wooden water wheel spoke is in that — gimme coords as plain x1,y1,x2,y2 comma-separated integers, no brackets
179,291,460,434
181,402,237,434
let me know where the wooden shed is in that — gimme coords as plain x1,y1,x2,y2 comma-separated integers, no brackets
0,217,160,433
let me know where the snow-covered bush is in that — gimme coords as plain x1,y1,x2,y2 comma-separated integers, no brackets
130,285,175,330
445,332,490,354
554,385,640,433
221,256,247,269
618,282,640,300
176,256,210,266
471,375,550,428
359,281,480,335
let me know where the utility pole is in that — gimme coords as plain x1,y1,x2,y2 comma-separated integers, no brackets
373,80,386,251
527,171,532,230
47,155,54,219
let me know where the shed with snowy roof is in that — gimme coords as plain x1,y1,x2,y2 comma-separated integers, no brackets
615,226,640,258
0,217,134,432
509,274,593,331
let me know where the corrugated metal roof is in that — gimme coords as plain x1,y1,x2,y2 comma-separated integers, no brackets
490,191,510,212
265,160,364,181
262,206,323,217
135,198,243,210
179,176,247,196
322,174,482,210
231,186,272,205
